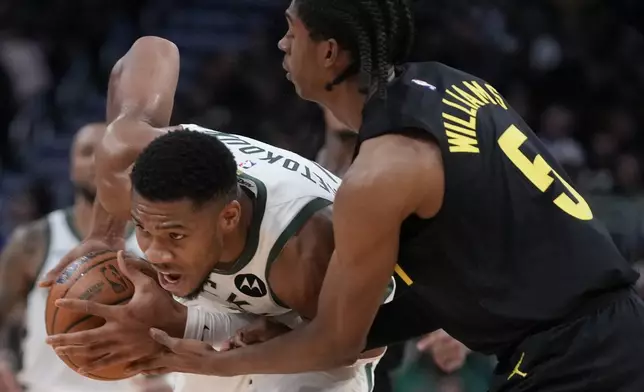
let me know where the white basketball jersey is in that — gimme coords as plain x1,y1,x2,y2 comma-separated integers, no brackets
20,208,141,392
181,125,340,317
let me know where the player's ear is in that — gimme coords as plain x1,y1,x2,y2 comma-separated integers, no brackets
321,38,340,68
219,200,242,233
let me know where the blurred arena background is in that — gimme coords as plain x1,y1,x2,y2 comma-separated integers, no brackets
0,1,642,391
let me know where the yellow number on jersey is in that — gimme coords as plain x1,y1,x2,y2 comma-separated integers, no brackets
498,125,593,221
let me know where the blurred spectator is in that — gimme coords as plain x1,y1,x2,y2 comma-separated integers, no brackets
0,62,17,171
606,108,638,148
613,153,644,196
577,131,618,194
539,105,585,175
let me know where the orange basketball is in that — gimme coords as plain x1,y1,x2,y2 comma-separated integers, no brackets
45,250,134,380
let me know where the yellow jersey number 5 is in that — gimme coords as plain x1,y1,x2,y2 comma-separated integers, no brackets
498,125,593,221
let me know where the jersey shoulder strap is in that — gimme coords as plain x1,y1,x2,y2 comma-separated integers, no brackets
359,62,508,154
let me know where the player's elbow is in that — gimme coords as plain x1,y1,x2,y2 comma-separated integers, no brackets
107,36,179,126
109,36,173,87
108,36,179,92
316,327,365,368
130,36,179,63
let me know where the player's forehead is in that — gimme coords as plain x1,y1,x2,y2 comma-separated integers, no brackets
285,1,305,28
131,193,197,223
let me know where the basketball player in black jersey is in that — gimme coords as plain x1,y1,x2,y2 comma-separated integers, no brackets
115,1,644,391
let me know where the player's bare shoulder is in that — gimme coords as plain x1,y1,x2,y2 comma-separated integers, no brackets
267,205,334,319
346,132,444,219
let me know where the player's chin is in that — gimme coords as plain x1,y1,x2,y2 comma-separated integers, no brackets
167,278,205,301
292,82,311,100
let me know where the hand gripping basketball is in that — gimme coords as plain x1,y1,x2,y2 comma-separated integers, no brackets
46,251,187,375
39,236,125,288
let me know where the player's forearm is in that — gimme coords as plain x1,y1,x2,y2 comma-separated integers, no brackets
96,120,164,219
183,307,255,346
211,318,358,376
87,198,129,240
107,36,179,126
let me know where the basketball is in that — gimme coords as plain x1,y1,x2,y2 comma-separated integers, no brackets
45,250,134,380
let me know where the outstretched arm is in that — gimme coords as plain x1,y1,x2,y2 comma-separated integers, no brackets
99,36,180,220
40,36,180,286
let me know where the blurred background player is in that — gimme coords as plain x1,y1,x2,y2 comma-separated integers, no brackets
0,123,171,392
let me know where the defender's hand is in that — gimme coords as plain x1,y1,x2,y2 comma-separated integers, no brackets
46,251,187,374
126,329,220,376
417,329,471,374
39,236,125,287
221,317,291,351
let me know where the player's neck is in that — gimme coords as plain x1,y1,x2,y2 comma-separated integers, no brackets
319,81,366,132
219,190,254,265
320,130,357,177
72,198,94,239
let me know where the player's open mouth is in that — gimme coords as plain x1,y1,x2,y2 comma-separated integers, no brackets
158,272,182,289
282,62,291,81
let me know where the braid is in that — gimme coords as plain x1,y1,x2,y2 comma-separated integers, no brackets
360,0,389,98
383,0,399,58
397,0,415,63
295,0,415,99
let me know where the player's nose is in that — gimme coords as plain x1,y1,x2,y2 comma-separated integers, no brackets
277,36,287,53
144,244,174,265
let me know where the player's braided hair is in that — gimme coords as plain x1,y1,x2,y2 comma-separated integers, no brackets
295,0,414,98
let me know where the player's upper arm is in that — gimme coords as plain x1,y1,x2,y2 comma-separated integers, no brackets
310,133,444,354
0,219,49,324
339,132,444,229
268,206,335,320
107,36,179,127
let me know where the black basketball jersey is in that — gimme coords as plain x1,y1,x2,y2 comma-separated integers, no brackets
357,62,639,355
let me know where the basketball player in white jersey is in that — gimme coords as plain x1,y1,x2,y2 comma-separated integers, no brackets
0,123,170,392
171,98,362,392
43,37,389,391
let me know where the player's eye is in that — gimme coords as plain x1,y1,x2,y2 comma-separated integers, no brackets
169,233,185,241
